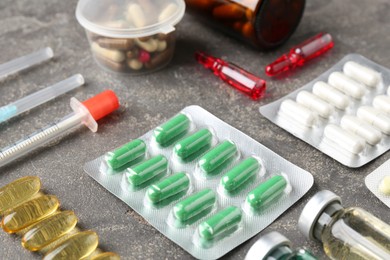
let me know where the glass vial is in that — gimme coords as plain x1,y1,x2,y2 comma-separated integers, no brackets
299,190,390,260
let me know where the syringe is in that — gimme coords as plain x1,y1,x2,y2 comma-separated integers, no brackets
0,90,119,168
0,74,85,124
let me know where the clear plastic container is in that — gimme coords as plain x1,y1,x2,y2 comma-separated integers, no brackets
76,0,186,74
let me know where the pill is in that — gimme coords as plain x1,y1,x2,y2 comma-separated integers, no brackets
174,129,213,160
96,54,126,72
246,175,287,210
198,206,242,241
343,61,381,87
324,124,365,154
43,230,99,260
91,252,121,260
2,195,59,233
173,189,216,222
373,95,390,114
157,40,167,52
105,139,146,170
221,157,260,192
154,113,190,146
279,99,316,127
213,4,245,20
91,42,125,63
126,3,146,28
145,48,174,69
147,172,190,204
22,210,78,251
135,38,159,52
199,140,237,174
296,90,334,118
379,176,390,195
328,72,366,99
96,38,134,50
357,106,390,134
340,115,382,145
159,3,178,22
126,49,139,59
0,176,41,215
138,49,151,63
312,81,349,110
126,155,168,186
127,59,143,70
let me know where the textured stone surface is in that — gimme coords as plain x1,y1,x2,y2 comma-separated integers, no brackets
0,0,390,259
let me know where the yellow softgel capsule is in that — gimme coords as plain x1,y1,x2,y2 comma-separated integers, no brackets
0,176,41,215
91,252,121,260
22,210,78,251
2,195,59,233
43,230,99,260
379,176,390,195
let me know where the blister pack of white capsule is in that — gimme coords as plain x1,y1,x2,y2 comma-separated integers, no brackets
365,159,390,208
84,105,314,259
260,54,390,168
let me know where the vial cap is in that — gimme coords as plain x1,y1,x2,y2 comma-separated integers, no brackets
245,231,291,260
82,90,119,121
298,190,341,240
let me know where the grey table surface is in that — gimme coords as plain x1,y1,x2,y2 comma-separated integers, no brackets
0,0,390,259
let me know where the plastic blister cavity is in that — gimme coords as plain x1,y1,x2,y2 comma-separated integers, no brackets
365,158,390,208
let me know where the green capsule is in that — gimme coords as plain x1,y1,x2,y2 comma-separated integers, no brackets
173,189,216,222
154,114,190,146
105,139,146,170
199,140,237,174
174,129,213,160
198,206,242,241
126,155,168,186
246,175,287,210
147,173,190,204
221,158,260,192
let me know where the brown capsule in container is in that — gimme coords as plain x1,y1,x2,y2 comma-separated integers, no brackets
96,38,134,50
145,47,174,70
212,3,245,20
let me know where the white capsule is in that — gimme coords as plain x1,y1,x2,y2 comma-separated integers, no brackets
343,61,381,88
296,91,333,118
340,115,382,145
373,95,390,114
312,81,349,110
135,38,158,52
379,176,390,195
328,72,366,99
279,100,317,127
324,124,365,154
91,42,125,63
128,59,143,70
127,3,146,28
357,106,390,134
159,3,178,22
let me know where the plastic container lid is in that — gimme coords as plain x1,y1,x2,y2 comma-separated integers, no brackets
76,0,186,38
245,231,292,260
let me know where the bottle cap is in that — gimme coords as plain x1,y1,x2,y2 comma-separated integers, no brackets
82,90,119,121
245,231,291,260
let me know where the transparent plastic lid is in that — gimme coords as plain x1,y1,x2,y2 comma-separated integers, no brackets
76,0,186,38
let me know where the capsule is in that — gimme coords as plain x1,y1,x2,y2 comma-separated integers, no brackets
246,175,287,210
127,59,143,70
279,99,316,127
328,72,366,99
105,139,146,170
2,195,59,233
373,95,390,114
159,3,178,22
22,210,78,251
340,115,382,145
145,47,174,69
91,252,121,260
91,42,125,63
96,38,134,50
0,176,41,215
324,124,365,154
199,140,237,174
357,106,390,134
198,206,242,241
135,38,159,52
343,61,381,88
126,155,168,186
221,157,260,192
174,129,213,160
379,176,390,195
296,90,334,118
312,81,349,110
147,173,190,204
154,114,190,146
212,3,245,20
173,189,216,222
126,3,146,28
43,230,99,260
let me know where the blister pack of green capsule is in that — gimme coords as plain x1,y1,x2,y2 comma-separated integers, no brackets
84,105,314,259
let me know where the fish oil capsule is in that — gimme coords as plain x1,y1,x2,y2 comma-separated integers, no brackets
279,100,317,127
296,91,334,118
105,139,146,170
154,114,190,146
312,81,349,110
357,106,390,134
343,61,381,87
91,252,121,260
0,176,41,215
22,210,78,251
379,176,390,195
246,175,287,211
212,3,245,20
198,206,242,241
43,230,99,260
96,38,134,50
221,157,260,193
91,42,125,63
126,3,146,28
373,95,390,114
173,189,216,222
340,115,382,145
328,72,366,99
323,124,365,154
126,155,168,186
2,195,59,233
159,3,178,22
198,140,237,174
147,173,190,204
174,129,213,160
